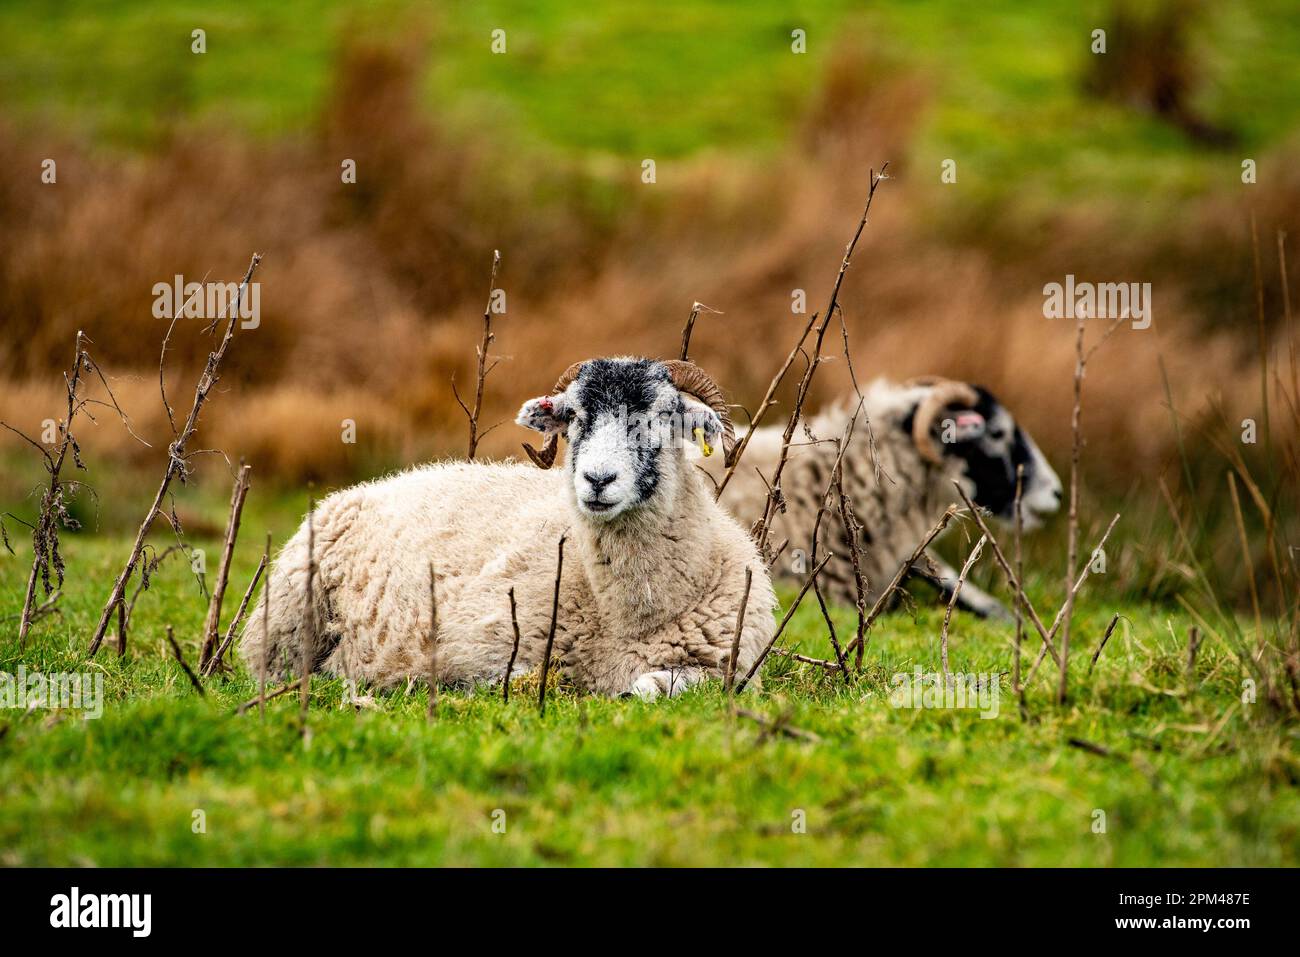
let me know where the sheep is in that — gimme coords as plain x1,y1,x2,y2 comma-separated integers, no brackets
706,377,1062,619
240,357,776,700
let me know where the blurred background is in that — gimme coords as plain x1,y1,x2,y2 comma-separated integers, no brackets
0,0,1297,607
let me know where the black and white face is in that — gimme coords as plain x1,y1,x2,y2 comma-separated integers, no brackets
517,358,725,522
917,385,1063,529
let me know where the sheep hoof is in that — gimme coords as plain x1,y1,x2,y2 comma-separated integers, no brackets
629,670,689,701
629,673,665,700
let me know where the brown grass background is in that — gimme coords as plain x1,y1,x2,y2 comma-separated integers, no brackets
0,38,1295,518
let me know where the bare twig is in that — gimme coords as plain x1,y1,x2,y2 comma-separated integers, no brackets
841,506,959,663
123,543,199,631
158,271,211,436
260,531,271,719
427,562,439,720
504,587,522,704
202,552,266,679
836,305,885,485
454,249,503,461
12,332,88,645
939,534,987,678
3,589,61,626
808,425,857,681
725,567,754,695
299,497,316,729
89,253,262,656
1068,737,1117,759
1012,465,1025,695
679,301,721,362
1058,315,1086,704
717,164,887,499
751,320,827,557
1024,513,1122,688
834,465,870,671
200,461,251,671
771,648,844,671
1087,614,1123,677
537,534,566,716
166,625,204,696
736,553,833,693
811,575,848,682
950,484,1064,671
1186,625,1204,695
715,312,817,496
236,678,301,715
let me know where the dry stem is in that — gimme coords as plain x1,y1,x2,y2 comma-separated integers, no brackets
537,534,566,716
735,553,833,693
199,461,251,671
166,625,204,696
725,566,754,695
504,587,522,704
453,249,503,460
940,534,987,678
88,253,262,657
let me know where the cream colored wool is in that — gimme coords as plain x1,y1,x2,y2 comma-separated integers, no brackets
708,380,981,610
240,459,775,697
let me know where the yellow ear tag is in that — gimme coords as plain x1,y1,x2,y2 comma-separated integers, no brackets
693,426,713,457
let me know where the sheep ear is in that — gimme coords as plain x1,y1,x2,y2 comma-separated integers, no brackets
681,395,723,450
516,394,571,435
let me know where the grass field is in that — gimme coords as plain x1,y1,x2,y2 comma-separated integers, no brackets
1,524,1295,867
1,0,1297,869
3,0,1299,204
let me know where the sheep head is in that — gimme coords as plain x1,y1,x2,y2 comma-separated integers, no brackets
906,377,1063,526
909,378,983,465
517,357,733,521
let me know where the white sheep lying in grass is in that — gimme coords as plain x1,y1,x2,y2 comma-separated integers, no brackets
240,357,775,699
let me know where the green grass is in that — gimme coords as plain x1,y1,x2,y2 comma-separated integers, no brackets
3,0,1299,204
1,525,1296,866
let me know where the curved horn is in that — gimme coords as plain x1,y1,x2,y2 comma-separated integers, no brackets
550,360,585,395
660,359,736,457
522,361,586,469
912,379,980,465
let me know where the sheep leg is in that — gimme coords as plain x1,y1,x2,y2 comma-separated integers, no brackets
626,667,706,701
912,553,1011,621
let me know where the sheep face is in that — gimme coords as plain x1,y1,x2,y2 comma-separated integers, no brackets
517,358,725,522
914,385,1063,529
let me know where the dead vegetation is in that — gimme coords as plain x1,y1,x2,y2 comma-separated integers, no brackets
1,331,146,644
87,254,263,658
0,35,1294,506
0,32,1294,727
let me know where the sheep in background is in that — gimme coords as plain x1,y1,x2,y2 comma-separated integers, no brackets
240,357,775,700
708,377,1062,619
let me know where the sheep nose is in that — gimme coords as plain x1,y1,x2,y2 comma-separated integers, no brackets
583,470,618,493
